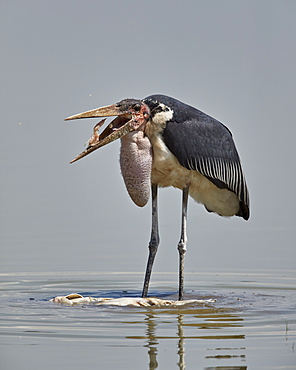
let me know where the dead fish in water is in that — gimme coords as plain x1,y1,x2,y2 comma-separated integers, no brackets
51,293,216,307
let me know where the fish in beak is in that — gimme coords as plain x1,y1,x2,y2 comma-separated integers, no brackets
65,99,150,163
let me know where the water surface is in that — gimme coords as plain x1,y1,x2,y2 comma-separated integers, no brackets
0,270,295,369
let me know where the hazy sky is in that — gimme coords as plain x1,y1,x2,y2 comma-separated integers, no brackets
1,1,295,276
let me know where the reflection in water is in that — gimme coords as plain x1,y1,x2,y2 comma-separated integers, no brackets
144,313,158,370
177,314,185,370
129,306,247,370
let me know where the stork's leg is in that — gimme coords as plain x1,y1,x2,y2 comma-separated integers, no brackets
142,184,159,298
178,185,189,300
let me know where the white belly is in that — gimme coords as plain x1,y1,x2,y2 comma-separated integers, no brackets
150,133,240,217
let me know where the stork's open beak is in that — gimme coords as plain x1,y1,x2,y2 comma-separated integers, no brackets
65,103,141,163
65,104,125,121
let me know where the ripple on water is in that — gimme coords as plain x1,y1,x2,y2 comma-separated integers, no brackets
0,271,295,370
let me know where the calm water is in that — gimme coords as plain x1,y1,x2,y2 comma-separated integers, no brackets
0,270,295,369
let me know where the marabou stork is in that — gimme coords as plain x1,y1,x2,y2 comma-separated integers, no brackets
65,94,250,300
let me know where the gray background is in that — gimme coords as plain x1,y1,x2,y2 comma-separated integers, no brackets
1,0,295,277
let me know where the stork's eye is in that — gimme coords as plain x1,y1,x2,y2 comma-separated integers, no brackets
132,103,142,111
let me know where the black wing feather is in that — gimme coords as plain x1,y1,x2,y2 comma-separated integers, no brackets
163,116,250,219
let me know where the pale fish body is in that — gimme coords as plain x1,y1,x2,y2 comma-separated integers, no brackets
120,131,152,207
51,293,216,307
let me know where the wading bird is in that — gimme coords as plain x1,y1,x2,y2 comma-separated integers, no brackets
65,95,249,300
